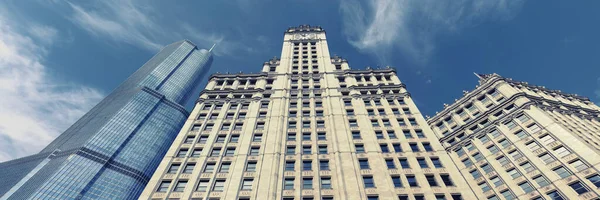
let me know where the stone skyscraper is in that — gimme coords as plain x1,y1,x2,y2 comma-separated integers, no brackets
428,74,600,199
0,40,213,200
140,25,476,200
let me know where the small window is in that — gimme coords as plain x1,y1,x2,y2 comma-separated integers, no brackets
157,181,171,192
241,179,253,190
363,176,375,188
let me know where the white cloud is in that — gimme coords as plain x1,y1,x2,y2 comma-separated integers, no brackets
65,0,258,57
0,12,103,161
67,1,162,51
28,24,58,45
340,0,524,64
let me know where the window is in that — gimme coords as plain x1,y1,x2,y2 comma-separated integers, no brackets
204,163,215,173
403,130,413,139
321,177,332,189
198,135,209,144
415,130,426,138
441,175,454,186
320,160,329,170
587,174,600,187
554,146,571,157
363,176,375,188
470,170,481,179
355,144,365,153
540,135,556,145
287,146,295,154
509,150,523,160
408,118,417,125
407,175,418,187
303,146,312,154
386,159,396,169
392,176,403,187
528,124,542,133
303,178,313,189
398,119,406,126
380,144,390,153
285,161,295,171
539,153,555,164
490,176,503,186
570,160,588,172
213,180,225,191
399,158,410,168
519,181,533,193
520,162,535,173
157,181,170,192
318,132,326,140
261,102,269,108
303,160,312,171
426,175,438,187
514,130,527,139
507,168,521,179
417,158,429,168
183,164,195,174
393,143,402,152
216,135,226,143
497,156,509,166
184,136,195,143
253,134,262,142
423,143,433,152
246,162,257,172
462,159,473,167
241,179,253,190
168,164,180,173
526,141,541,151
225,148,235,156
349,120,358,127
473,153,484,162
388,130,397,139
500,190,514,200
553,166,572,178
435,195,446,200
319,146,328,154
287,133,296,141
371,120,380,127
196,180,209,192
219,162,230,172
284,178,294,190
546,191,565,200
375,131,384,139
352,131,361,139
204,124,213,131
177,149,188,157
479,183,491,192
303,133,311,141
569,181,589,194
359,159,370,169
398,195,409,200
487,145,499,154
533,175,550,187
481,164,493,174
499,139,510,148
410,143,419,152
367,196,379,200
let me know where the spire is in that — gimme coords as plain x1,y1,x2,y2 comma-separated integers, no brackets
209,43,217,52
473,72,482,79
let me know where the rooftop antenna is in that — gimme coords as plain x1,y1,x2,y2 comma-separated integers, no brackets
473,72,482,79
209,43,217,52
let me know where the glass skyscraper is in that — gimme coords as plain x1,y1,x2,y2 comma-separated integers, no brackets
0,40,213,200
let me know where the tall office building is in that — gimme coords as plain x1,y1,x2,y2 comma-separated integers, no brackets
428,73,600,199
0,40,213,200
140,25,476,200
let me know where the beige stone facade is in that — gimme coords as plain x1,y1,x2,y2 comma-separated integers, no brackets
139,25,476,200
428,74,600,200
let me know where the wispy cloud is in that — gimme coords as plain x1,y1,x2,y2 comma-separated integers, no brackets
340,0,524,65
64,0,260,56
0,9,103,161
67,1,162,51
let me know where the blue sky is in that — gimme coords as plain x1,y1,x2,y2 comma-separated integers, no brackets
1,0,599,161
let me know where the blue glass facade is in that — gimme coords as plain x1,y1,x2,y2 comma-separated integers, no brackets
0,40,213,200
